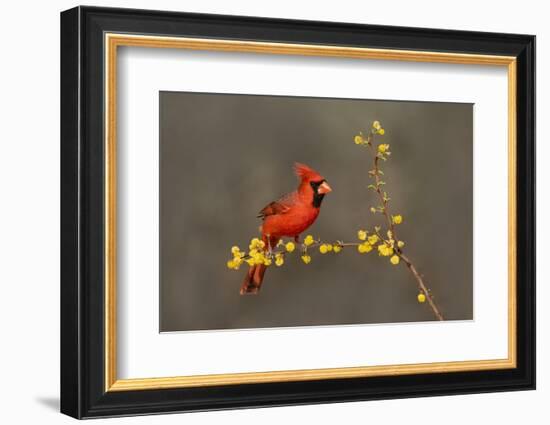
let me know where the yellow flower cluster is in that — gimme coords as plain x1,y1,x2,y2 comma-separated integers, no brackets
301,254,312,264
377,242,394,257
357,242,373,254
319,243,333,254
226,260,240,270
228,234,349,271
356,228,385,255
353,121,385,147
226,245,246,270
246,237,271,266
372,121,385,135
417,293,426,303
378,144,390,154
249,251,269,266
371,232,404,266
303,235,315,246
392,214,403,225
227,237,276,270
249,237,265,251
275,253,284,267
368,234,379,245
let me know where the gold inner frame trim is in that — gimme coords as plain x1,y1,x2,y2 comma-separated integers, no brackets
104,33,518,392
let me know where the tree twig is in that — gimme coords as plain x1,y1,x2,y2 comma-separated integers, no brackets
366,132,444,321
400,254,444,321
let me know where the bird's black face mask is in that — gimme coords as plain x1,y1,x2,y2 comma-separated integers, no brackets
310,180,327,208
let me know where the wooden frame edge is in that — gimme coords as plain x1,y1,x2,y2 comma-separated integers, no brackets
108,358,516,391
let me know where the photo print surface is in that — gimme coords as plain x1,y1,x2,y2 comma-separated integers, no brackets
159,91,473,332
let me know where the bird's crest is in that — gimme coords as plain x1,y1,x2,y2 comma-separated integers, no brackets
293,162,323,182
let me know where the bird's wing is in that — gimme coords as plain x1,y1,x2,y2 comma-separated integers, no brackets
257,192,296,219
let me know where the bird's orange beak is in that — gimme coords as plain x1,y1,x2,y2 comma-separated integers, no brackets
318,181,332,194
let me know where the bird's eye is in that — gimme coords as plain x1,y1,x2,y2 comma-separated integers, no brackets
310,180,325,190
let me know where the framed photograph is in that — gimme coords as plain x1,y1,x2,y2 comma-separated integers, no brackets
60,6,535,419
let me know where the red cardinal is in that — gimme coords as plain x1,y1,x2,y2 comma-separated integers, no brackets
240,163,332,295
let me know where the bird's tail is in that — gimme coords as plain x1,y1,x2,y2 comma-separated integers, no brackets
240,264,267,295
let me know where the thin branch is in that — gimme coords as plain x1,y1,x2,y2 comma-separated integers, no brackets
366,132,444,321
400,254,444,321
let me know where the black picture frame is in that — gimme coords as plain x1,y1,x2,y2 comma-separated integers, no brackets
61,5,535,419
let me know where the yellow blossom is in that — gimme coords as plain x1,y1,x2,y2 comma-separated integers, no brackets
397,240,405,248
390,255,400,265
357,230,367,241
372,121,381,130
304,235,315,246
354,134,364,145
368,234,379,245
230,259,243,270
232,247,245,259
378,243,394,257
378,144,390,154
275,254,284,267
333,244,342,253
245,258,255,266
326,244,333,252
370,207,377,213
417,293,426,303
285,241,296,253
249,237,265,250
378,128,385,135
263,257,272,266
392,215,403,225
301,254,312,264
253,252,265,265
319,244,329,254
358,242,372,254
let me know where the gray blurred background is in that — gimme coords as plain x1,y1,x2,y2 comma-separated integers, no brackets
159,91,473,332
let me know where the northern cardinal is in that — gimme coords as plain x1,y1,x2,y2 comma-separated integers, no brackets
240,163,332,295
